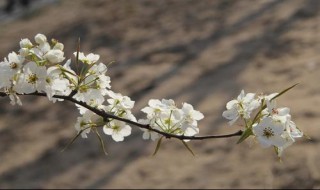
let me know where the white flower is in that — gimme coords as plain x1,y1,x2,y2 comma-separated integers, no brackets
107,91,134,110
74,111,93,138
222,90,260,125
34,33,47,45
74,52,100,64
74,88,104,105
141,99,177,119
184,126,199,136
5,87,22,106
44,49,65,64
13,62,47,94
141,99,164,118
44,66,72,101
138,119,160,141
61,59,78,88
181,102,204,125
285,116,303,138
276,130,295,157
222,108,239,126
103,120,131,142
96,75,111,95
140,99,202,139
252,117,286,148
83,73,111,96
88,62,108,75
30,42,51,61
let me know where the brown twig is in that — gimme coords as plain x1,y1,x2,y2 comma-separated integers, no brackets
0,92,243,140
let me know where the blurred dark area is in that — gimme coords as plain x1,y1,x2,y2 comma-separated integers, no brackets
3,0,30,13
0,0,319,188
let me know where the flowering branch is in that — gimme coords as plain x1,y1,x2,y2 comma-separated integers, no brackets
0,33,306,158
0,91,243,140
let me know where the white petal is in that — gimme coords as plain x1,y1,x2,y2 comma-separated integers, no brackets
103,126,113,135
222,108,238,120
112,133,124,142
120,125,131,137
226,100,238,109
257,136,272,148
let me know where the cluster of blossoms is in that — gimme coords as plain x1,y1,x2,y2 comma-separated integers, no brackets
0,33,138,142
139,99,204,141
0,33,204,145
222,90,304,157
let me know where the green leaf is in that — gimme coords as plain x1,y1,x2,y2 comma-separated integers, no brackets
237,128,253,144
251,98,265,125
76,38,80,74
181,140,195,156
271,83,299,101
274,146,283,162
153,136,164,156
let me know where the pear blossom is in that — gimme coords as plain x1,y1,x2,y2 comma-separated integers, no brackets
44,66,72,101
4,87,22,106
181,103,204,125
0,52,24,87
222,90,260,125
141,128,160,141
74,52,100,65
74,111,95,138
103,120,131,142
252,117,286,148
140,99,204,140
44,49,65,64
107,91,134,111
74,88,103,104
13,62,47,94
263,99,289,122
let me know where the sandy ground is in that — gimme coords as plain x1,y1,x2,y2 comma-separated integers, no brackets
0,0,320,188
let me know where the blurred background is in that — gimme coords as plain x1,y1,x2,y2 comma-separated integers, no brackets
0,0,320,188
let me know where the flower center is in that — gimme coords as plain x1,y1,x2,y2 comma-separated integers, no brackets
27,73,38,84
272,108,278,115
263,127,274,138
111,125,120,132
46,77,51,84
10,62,18,69
79,85,88,93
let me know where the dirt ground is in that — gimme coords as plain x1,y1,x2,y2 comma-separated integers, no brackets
0,0,320,189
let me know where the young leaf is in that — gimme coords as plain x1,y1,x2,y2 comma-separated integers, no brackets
237,127,253,144
181,140,195,156
271,83,299,101
75,37,80,75
61,128,85,152
153,136,164,156
93,128,108,156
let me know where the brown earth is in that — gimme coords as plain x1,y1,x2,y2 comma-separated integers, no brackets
0,0,320,188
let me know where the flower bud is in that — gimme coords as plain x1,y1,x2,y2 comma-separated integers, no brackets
44,49,65,64
19,38,32,48
53,42,64,51
34,33,47,45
